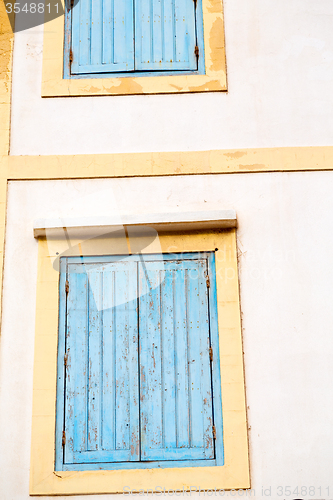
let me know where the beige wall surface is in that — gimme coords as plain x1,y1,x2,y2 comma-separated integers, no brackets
0,171,333,498
10,0,333,156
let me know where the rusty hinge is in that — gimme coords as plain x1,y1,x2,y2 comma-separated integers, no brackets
212,426,216,440
193,0,197,6
65,280,69,293
205,273,210,288
62,431,66,446
194,45,199,58
64,352,68,366
209,347,213,362
69,50,73,63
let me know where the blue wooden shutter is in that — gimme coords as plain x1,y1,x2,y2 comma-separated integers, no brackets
138,258,215,461
134,0,198,71
71,0,134,74
64,260,139,465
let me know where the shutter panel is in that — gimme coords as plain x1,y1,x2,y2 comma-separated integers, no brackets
64,260,139,465
138,258,215,461
135,0,198,71
71,0,134,74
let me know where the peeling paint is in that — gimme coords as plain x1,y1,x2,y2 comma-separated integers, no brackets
189,80,225,92
169,84,183,91
223,151,247,159
206,0,224,14
208,17,225,73
104,79,144,95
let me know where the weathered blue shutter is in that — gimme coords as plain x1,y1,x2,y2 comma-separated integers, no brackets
134,0,198,71
138,258,215,461
64,260,139,465
71,0,134,74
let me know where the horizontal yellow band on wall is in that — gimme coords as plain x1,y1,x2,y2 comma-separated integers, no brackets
0,146,333,180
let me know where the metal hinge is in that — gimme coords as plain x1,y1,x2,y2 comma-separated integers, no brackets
62,431,66,446
65,280,69,294
209,347,213,362
212,426,216,440
69,50,73,63
64,352,68,366
194,45,199,58
205,273,210,288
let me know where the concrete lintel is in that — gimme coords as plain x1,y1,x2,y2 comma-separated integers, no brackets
33,210,237,239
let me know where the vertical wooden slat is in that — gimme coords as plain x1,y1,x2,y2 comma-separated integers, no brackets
161,270,177,449
78,0,91,66
152,0,163,65
187,264,203,449
207,253,224,465
65,269,89,463
139,262,163,455
188,261,214,455
198,265,215,458
90,0,102,66
87,270,102,451
115,268,131,451
101,270,116,450
102,0,113,64
55,258,68,470
134,0,149,68
113,0,133,65
174,0,192,64
163,0,175,64
73,272,89,454
174,267,190,449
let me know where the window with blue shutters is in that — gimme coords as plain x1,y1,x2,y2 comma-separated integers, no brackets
55,252,223,471
64,0,205,78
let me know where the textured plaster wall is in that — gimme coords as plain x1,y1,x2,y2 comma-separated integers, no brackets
0,172,333,498
9,0,333,155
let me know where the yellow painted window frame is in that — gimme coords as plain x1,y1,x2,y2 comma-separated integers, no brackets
30,228,249,495
42,0,227,97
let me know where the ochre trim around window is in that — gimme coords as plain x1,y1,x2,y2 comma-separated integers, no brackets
42,0,227,97
30,228,249,495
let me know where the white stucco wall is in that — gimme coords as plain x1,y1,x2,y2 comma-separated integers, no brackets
10,0,333,156
0,172,333,499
